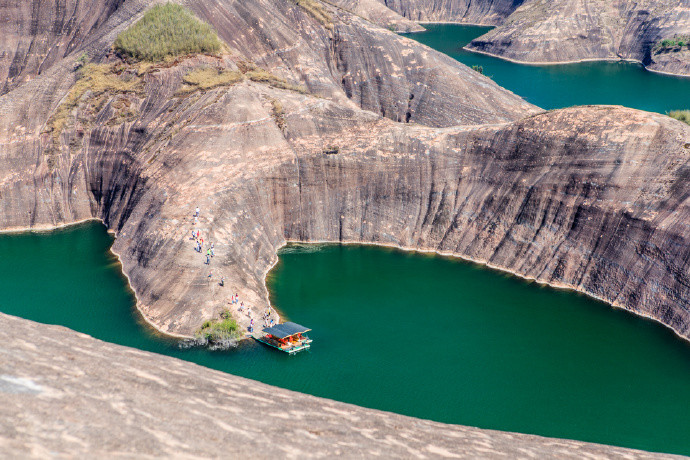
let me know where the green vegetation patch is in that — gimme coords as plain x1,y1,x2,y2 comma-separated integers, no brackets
655,36,690,53
668,110,690,125
291,0,333,30
114,3,222,62
196,311,243,342
180,67,243,93
47,63,142,138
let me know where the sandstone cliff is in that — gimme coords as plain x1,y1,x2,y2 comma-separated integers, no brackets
464,0,690,76
2,0,690,456
1,0,690,345
375,0,522,25
2,311,681,458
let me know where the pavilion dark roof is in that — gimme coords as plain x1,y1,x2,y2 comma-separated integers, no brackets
263,322,311,339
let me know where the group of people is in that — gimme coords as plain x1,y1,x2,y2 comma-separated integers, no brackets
189,206,277,334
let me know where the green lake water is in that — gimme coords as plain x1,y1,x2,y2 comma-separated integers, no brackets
3,222,690,456
405,24,690,113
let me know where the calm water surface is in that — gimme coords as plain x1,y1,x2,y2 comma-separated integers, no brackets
2,222,690,456
405,24,690,113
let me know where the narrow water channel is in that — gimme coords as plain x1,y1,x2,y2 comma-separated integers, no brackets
2,222,690,456
405,24,690,113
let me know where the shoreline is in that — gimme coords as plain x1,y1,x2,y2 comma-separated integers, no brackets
5,220,690,348
281,237,690,346
0,218,194,340
463,46,690,79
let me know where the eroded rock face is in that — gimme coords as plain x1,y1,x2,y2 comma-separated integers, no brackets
465,0,690,76
376,0,523,25
1,0,690,345
1,312,681,458
0,0,136,95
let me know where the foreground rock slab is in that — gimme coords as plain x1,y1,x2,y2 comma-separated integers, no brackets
0,312,681,459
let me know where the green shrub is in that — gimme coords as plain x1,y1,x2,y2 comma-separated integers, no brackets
668,110,690,125
471,65,484,74
114,3,222,62
196,312,242,342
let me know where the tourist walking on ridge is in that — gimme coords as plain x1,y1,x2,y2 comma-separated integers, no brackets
195,206,200,217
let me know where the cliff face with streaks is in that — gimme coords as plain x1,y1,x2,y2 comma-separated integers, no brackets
1,0,690,343
462,0,690,76
379,0,523,24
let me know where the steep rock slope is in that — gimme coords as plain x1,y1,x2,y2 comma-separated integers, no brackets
466,0,690,76
1,0,690,342
2,312,680,458
0,0,536,334
0,0,132,95
377,0,523,25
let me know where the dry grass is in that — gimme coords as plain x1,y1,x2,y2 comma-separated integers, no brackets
668,110,690,125
114,3,222,62
292,0,333,29
246,69,307,94
47,63,142,138
270,98,286,132
180,68,243,93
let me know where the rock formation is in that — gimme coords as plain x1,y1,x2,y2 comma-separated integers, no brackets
2,0,690,456
2,311,682,458
465,0,690,76
0,0,689,344
364,0,690,77
374,0,522,25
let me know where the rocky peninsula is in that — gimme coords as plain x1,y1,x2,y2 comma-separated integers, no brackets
2,0,690,455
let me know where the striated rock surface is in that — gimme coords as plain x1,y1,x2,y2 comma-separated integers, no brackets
465,0,690,76
0,311,683,459
375,0,523,25
0,0,689,343
1,0,690,456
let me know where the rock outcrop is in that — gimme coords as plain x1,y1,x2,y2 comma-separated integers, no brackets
3,311,682,458
375,0,523,25
463,0,690,76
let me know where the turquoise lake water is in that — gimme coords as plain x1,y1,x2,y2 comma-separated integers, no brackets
405,24,690,113
2,222,690,456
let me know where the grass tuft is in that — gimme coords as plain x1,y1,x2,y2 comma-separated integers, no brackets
270,98,286,132
246,69,307,93
668,110,690,125
291,0,333,30
196,311,242,341
114,3,222,62
180,67,243,93
47,63,142,138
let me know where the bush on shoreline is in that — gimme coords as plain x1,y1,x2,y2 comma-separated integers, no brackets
114,3,222,62
196,311,242,342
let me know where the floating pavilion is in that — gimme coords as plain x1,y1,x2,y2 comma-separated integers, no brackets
254,322,312,354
